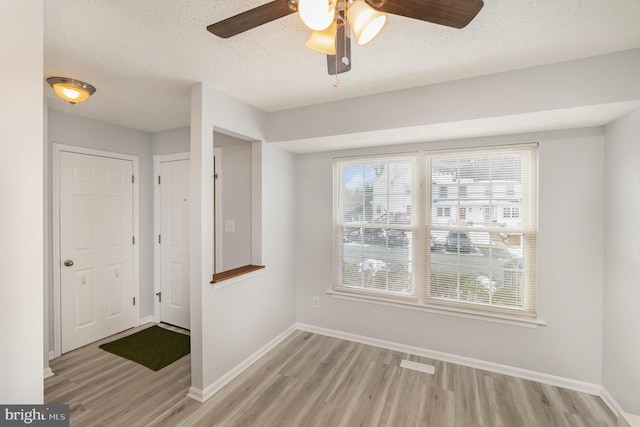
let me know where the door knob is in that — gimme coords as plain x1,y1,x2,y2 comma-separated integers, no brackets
63,259,74,267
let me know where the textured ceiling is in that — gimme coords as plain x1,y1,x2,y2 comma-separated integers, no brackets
44,0,640,134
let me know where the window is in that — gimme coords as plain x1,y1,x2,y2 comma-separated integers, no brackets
334,145,538,318
337,159,414,295
436,207,451,217
459,185,468,198
503,207,520,218
483,206,495,222
459,207,467,220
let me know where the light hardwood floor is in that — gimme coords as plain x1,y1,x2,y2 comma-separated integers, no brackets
45,324,630,427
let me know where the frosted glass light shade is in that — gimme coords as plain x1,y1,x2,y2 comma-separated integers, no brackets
347,0,386,45
305,20,337,54
298,0,336,31
47,77,96,104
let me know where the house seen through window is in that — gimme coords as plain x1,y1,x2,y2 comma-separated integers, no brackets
334,145,538,318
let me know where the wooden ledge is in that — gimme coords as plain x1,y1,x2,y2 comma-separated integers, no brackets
211,264,265,284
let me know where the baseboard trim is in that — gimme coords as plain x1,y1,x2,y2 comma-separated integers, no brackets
187,324,298,403
48,350,54,361
43,367,55,379
138,316,154,326
624,412,640,427
186,386,205,403
295,323,602,396
600,387,622,420
600,387,640,426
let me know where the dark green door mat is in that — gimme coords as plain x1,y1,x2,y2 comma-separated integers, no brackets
99,325,190,371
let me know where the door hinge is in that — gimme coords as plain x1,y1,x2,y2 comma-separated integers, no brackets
132,175,135,184
133,297,136,306
132,236,135,245
158,234,161,244
158,175,161,185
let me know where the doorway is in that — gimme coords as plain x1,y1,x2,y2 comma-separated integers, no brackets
53,145,139,356
154,153,190,329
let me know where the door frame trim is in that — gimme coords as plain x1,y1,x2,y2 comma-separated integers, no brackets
52,144,140,357
213,147,222,274
153,152,190,324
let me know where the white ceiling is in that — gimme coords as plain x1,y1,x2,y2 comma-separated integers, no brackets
44,0,640,139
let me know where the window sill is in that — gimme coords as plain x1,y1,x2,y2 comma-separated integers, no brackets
327,289,546,328
211,264,265,288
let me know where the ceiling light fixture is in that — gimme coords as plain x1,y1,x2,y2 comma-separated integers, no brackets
298,0,337,31
347,0,386,45
207,0,484,78
306,19,338,54
301,0,387,53
47,77,96,104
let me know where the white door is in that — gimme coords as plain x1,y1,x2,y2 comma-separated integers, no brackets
159,159,190,329
59,152,136,353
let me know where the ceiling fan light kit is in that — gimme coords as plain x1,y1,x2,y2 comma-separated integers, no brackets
346,0,387,45
207,0,484,77
298,0,337,31
46,77,96,104
306,19,338,55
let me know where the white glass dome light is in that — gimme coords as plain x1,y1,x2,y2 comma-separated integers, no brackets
46,77,96,104
298,0,337,31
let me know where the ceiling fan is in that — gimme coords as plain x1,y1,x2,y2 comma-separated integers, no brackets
207,0,484,78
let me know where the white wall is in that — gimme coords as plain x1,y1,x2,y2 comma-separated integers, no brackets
152,126,190,155
0,0,44,403
295,128,606,385
603,107,640,414
47,109,155,322
190,84,296,394
215,135,253,271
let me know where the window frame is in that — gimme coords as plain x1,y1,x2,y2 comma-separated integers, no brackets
333,144,538,323
334,155,418,298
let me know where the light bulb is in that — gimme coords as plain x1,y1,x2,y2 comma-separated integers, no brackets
298,0,336,31
62,88,81,100
305,19,337,54
347,0,386,45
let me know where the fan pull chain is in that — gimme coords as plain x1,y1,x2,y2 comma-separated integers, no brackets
332,15,342,87
342,16,349,67
332,29,340,86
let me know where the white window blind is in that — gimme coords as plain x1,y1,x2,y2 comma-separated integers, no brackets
334,145,538,318
335,157,415,296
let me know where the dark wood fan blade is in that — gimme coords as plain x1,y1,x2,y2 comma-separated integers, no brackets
376,0,484,29
207,1,296,38
327,24,351,75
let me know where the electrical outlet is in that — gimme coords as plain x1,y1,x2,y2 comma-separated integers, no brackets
312,296,320,308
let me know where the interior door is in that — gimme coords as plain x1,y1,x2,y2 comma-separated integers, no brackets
159,159,190,329
59,151,136,353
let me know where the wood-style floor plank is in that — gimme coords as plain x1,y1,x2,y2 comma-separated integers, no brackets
45,325,630,427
